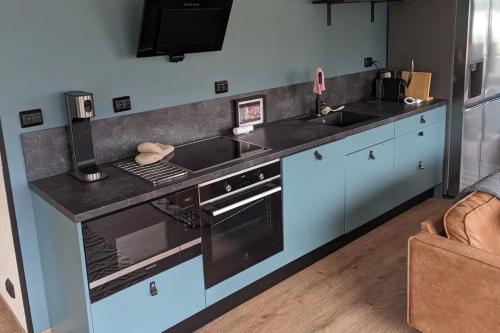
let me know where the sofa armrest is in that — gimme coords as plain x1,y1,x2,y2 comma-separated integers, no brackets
420,213,445,235
408,232,500,333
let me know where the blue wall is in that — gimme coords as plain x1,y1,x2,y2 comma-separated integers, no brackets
0,0,387,331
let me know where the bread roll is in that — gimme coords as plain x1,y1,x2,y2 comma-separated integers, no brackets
135,152,165,165
137,142,164,154
156,143,174,155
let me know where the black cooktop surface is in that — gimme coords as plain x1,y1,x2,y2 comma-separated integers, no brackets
169,136,269,172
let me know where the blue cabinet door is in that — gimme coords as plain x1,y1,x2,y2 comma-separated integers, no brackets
91,256,205,333
345,139,395,232
282,140,346,263
394,121,446,206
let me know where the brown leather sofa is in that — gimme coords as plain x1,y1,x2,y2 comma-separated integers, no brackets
407,193,500,333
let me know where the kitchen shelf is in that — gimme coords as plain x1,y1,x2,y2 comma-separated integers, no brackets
312,0,404,26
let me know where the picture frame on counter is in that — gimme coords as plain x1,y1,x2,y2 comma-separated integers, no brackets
233,95,266,128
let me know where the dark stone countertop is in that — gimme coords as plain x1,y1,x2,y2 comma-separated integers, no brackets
29,99,447,223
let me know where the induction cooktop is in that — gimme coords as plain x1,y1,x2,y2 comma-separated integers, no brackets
169,136,269,173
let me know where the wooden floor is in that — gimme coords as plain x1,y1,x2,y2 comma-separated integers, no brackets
198,198,453,333
0,297,23,333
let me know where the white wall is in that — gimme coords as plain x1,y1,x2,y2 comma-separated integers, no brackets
0,153,26,331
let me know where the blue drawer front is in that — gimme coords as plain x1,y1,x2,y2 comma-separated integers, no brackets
395,106,446,137
394,122,446,206
282,140,346,263
91,256,205,333
345,140,395,232
397,120,446,154
394,121,446,165
344,122,395,154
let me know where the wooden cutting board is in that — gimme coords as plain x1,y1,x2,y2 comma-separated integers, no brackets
402,71,433,101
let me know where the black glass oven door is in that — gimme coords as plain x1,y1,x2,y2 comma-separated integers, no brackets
83,188,201,302
201,182,283,288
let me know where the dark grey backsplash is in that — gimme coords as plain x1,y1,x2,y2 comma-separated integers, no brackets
21,71,375,181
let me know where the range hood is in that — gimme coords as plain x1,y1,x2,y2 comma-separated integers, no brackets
137,0,233,62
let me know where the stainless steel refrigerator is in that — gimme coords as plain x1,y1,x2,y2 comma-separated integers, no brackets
388,0,500,196
462,0,500,190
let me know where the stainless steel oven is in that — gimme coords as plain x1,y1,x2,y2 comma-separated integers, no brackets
82,187,201,302
199,160,283,288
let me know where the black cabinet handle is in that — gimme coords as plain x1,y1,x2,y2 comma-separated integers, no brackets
419,161,425,170
150,281,158,296
369,150,376,160
314,151,323,161
420,116,426,124
418,131,424,137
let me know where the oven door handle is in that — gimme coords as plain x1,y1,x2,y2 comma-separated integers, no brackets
209,186,282,217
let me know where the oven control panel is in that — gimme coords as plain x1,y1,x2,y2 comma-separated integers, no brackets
199,160,280,203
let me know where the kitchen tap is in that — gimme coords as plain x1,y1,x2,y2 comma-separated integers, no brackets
313,67,326,117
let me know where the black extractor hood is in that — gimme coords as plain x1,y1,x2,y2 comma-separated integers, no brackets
137,0,233,62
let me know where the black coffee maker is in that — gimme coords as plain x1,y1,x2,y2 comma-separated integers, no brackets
374,69,392,101
65,91,107,182
374,61,414,103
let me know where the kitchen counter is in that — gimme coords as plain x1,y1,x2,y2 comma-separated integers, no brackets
29,99,447,223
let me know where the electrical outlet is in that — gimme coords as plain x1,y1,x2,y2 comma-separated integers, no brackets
215,80,229,94
113,96,132,113
364,57,375,68
19,109,43,128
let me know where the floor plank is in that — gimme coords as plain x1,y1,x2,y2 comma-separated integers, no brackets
0,297,22,333
198,198,453,333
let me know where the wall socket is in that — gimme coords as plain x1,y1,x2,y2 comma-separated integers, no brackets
19,109,43,128
215,80,229,94
364,57,375,68
113,96,132,113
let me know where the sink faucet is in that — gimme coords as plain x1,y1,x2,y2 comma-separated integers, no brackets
313,67,326,117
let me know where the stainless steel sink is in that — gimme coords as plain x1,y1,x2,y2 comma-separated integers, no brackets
306,111,378,128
